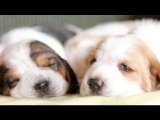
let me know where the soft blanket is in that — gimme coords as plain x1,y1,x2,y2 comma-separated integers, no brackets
0,91,160,105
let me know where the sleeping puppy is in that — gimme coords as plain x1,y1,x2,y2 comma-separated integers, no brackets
0,26,79,98
65,19,160,97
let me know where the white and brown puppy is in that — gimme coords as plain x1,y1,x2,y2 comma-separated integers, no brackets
0,27,79,98
65,19,160,97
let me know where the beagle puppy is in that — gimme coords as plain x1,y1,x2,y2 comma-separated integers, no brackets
65,19,160,97
0,26,79,98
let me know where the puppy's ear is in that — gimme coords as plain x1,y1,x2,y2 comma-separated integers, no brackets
0,66,3,94
30,40,53,57
0,64,8,94
149,56,160,89
143,45,160,90
58,57,79,94
30,41,58,67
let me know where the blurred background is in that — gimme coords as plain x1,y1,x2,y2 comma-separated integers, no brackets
0,15,160,35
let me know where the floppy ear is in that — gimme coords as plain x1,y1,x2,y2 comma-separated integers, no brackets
58,57,79,94
0,66,3,94
0,64,8,94
143,45,160,90
30,40,54,57
0,65,4,93
149,57,160,89
30,40,62,67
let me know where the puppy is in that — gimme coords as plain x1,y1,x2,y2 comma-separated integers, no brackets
0,26,79,98
65,19,160,97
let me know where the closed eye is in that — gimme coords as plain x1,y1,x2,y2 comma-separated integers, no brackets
47,58,58,70
4,76,19,88
9,80,19,88
118,64,133,72
49,63,58,69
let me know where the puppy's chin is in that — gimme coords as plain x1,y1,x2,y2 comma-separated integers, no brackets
10,87,68,99
10,91,66,99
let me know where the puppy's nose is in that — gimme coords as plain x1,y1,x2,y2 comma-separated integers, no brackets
88,78,103,91
34,81,49,92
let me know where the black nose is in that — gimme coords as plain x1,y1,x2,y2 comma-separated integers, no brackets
88,78,103,91
34,81,49,93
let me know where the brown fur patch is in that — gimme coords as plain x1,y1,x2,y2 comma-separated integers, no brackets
67,34,106,51
35,53,69,82
119,39,160,91
35,54,50,67
30,41,70,82
58,66,66,80
2,87,10,96
0,65,19,96
3,69,19,96
65,34,107,81
30,41,59,69
137,40,160,91
30,41,52,54
29,40,79,93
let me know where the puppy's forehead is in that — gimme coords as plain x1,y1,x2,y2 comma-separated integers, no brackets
2,41,30,61
1,40,37,74
97,35,140,60
101,36,137,52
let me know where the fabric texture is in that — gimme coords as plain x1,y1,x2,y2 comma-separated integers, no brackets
0,91,160,105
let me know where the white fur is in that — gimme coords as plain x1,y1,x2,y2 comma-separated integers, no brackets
0,27,69,98
0,27,66,59
11,68,68,98
66,19,160,97
65,37,99,82
82,19,160,61
80,36,145,97
83,22,130,36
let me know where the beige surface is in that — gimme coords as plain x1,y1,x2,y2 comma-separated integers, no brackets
0,91,160,105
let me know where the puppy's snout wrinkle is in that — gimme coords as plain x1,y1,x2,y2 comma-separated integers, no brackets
88,78,104,92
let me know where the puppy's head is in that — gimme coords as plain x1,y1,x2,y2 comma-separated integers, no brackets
0,40,79,98
80,35,160,97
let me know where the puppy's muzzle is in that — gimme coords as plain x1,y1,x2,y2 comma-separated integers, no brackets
88,78,104,92
34,80,49,95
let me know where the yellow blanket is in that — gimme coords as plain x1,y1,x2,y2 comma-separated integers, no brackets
0,91,160,105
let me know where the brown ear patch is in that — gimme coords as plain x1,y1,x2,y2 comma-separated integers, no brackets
2,69,19,96
35,54,51,67
0,65,19,96
57,57,79,93
30,41,58,68
30,40,69,81
149,59,160,90
58,65,67,81
85,37,107,66
30,41,53,55
136,40,160,91
0,65,8,94
30,40,79,93
85,47,97,66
